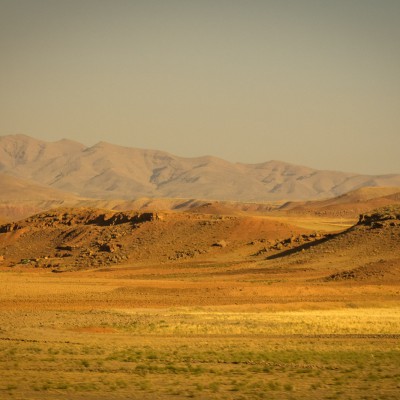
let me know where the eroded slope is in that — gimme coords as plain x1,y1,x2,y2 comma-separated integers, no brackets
0,207,307,270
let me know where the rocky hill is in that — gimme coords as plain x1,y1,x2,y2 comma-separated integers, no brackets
253,205,400,283
1,204,399,284
0,207,307,270
2,134,400,202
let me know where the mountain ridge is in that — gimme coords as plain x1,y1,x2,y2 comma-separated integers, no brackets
1,134,400,201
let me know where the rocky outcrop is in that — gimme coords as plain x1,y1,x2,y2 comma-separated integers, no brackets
358,206,400,228
0,209,159,230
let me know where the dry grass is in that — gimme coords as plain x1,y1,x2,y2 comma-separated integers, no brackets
1,306,400,399
1,211,400,399
265,215,356,231
102,307,400,336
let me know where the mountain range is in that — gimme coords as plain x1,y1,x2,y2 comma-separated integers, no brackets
1,134,400,202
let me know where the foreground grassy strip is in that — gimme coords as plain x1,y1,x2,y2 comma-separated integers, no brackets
1,336,399,399
107,308,400,336
1,308,400,399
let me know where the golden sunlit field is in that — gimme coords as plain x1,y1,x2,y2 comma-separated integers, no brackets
1,259,400,399
1,207,400,399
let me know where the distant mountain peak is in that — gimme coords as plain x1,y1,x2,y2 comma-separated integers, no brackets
1,134,400,201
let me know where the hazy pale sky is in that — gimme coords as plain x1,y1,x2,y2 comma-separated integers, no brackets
1,0,399,174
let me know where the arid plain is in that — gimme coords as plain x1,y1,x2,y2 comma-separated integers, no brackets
0,136,400,399
1,195,400,399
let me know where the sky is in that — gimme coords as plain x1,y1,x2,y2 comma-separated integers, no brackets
1,0,399,174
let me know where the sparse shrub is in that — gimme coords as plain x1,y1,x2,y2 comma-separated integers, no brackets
267,381,280,390
209,382,220,392
284,383,293,391
137,380,151,390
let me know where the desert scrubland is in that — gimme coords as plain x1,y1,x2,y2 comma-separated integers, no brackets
1,136,400,398
1,202,400,399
